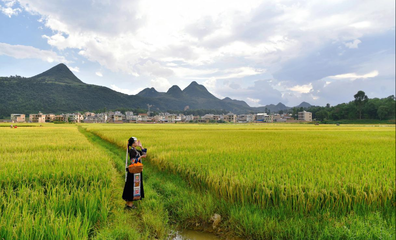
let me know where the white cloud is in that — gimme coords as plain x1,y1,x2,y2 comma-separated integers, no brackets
203,77,217,90
110,84,135,95
69,66,79,72
13,0,393,79
247,97,260,104
4,0,393,107
288,83,313,94
95,72,103,77
216,79,283,107
328,70,379,80
170,67,218,78
136,60,173,77
150,77,171,92
344,39,361,49
0,42,67,63
190,67,265,81
219,67,265,79
349,21,371,29
0,0,21,17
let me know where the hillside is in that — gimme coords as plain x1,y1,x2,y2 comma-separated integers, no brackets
0,64,250,117
0,64,313,118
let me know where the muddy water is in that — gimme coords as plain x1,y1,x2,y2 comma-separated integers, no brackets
172,229,221,240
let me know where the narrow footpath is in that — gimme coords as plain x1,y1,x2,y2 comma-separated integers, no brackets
78,126,235,240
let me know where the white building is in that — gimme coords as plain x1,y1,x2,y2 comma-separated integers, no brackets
125,111,134,121
11,114,25,123
29,112,46,123
185,114,194,122
96,113,108,123
246,114,255,122
256,113,273,123
298,111,312,122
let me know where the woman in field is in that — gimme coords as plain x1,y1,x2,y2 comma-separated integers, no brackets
122,137,146,209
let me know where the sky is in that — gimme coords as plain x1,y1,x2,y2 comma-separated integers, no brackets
0,0,394,107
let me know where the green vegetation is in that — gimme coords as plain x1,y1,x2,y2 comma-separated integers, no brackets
84,123,395,239
306,92,395,122
0,125,223,239
0,126,115,239
0,64,249,118
1,123,394,239
2,64,394,125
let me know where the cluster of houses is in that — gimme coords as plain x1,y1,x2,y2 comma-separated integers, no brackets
10,111,313,123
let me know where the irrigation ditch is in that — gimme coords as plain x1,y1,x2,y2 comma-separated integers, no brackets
78,126,239,240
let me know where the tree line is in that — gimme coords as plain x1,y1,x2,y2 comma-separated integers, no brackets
302,91,395,121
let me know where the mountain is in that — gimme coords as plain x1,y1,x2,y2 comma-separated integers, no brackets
251,102,312,113
295,102,312,108
253,102,290,113
166,85,185,98
183,81,217,100
222,97,250,108
0,64,251,117
0,64,150,118
32,63,84,85
137,87,162,98
0,63,313,118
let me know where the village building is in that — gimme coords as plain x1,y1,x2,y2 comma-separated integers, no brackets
223,112,237,123
11,114,25,123
237,114,255,123
125,111,134,121
138,113,148,122
246,114,255,122
84,115,97,123
29,112,46,123
273,114,281,121
96,113,107,123
64,113,84,123
184,114,194,122
175,114,183,122
202,114,221,122
54,114,65,122
256,113,273,123
84,112,96,117
45,114,56,122
298,111,312,122
114,111,125,122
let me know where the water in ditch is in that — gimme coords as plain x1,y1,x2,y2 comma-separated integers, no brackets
172,229,221,240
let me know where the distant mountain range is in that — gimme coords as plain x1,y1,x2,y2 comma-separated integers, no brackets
0,64,312,118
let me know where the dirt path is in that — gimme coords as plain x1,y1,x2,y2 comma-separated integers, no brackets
78,125,244,240
79,126,170,239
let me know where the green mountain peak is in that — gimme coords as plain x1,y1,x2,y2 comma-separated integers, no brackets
31,63,83,85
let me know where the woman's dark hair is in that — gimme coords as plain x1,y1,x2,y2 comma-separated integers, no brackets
128,137,137,149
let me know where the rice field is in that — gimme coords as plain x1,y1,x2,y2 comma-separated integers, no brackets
0,126,115,239
84,124,395,218
1,123,395,239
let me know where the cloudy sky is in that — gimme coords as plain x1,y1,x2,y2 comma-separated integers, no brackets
0,0,394,107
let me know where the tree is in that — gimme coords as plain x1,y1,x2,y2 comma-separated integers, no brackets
326,103,330,108
377,106,389,120
354,91,368,119
315,110,329,121
292,107,298,119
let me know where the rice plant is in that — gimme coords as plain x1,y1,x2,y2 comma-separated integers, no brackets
84,124,395,217
0,126,115,240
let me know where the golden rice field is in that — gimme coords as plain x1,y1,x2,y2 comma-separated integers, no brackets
0,126,115,239
1,123,395,239
84,124,395,216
